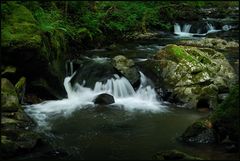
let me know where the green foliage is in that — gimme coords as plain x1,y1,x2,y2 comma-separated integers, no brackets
33,7,70,36
211,85,239,122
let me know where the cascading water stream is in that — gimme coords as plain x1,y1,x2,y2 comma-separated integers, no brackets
174,23,222,37
25,72,167,128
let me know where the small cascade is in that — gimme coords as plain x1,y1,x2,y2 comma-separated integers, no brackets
65,60,74,76
25,71,167,128
174,22,222,37
206,23,221,34
174,23,181,33
182,24,192,33
174,23,193,37
94,74,135,98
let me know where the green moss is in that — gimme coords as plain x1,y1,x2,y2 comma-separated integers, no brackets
1,2,41,49
166,45,196,63
15,77,26,92
211,85,239,122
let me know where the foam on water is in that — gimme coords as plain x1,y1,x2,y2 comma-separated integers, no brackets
25,72,168,128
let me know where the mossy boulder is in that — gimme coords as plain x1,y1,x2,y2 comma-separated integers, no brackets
1,2,41,50
153,149,203,160
112,55,140,88
181,85,239,147
1,78,20,112
152,44,236,109
1,2,66,99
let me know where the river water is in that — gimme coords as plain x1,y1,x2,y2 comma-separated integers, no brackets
22,30,239,160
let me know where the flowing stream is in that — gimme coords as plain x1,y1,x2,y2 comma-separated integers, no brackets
23,26,239,160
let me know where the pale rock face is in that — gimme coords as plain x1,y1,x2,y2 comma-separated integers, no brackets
153,44,236,109
178,38,239,50
112,55,140,87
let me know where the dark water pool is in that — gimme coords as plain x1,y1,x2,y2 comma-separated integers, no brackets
18,107,239,160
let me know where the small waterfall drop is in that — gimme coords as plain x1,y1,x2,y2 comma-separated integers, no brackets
25,72,167,128
174,22,222,37
206,23,221,34
174,23,193,37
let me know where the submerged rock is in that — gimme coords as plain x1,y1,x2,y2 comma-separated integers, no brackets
153,149,203,160
181,119,217,144
93,93,115,105
152,44,236,109
112,55,140,88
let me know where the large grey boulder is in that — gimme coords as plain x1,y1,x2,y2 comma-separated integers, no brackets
152,44,236,109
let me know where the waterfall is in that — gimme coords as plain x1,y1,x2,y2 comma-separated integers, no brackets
174,23,181,33
25,72,167,127
174,23,193,37
206,23,221,34
93,74,135,98
182,24,191,33
174,22,222,37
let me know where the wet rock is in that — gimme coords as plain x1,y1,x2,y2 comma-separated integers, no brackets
1,77,41,159
1,131,41,158
106,43,117,50
178,38,239,50
181,119,217,144
2,2,67,99
1,78,20,112
124,31,160,40
93,93,115,105
1,65,16,75
112,55,140,88
153,149,203,160
152,44,236,109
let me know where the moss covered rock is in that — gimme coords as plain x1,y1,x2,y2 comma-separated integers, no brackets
1,2,41,50
152,44,236,109
1,78,20,112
